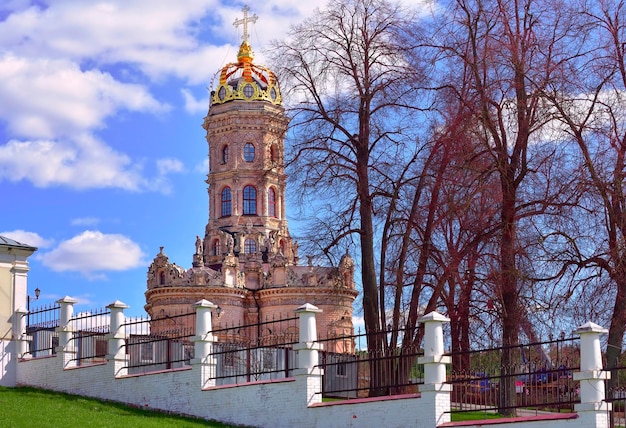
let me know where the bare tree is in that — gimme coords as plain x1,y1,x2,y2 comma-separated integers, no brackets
543,0,626,387
429,0,579,413
269,0,430,394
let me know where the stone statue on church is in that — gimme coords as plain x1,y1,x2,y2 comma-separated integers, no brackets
195,235,203,255
226,234,234,254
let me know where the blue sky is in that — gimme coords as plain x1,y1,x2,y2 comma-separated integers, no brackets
0,1,328,316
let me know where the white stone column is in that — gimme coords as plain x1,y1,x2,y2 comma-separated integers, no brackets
191,300,218,389
418,311,452,426
294,303,323,406
573,322,610,428
106,300,129,377
13,307,28,359
56,296,78,369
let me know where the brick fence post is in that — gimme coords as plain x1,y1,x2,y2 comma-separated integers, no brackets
573,322,610,428
294,303,323,406
56,296,78,369
106,300,129,377
418,311,452,426
191,299,218,389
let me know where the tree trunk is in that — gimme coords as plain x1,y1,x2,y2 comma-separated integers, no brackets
499,178,519,416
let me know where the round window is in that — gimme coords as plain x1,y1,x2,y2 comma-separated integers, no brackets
218,86,226,100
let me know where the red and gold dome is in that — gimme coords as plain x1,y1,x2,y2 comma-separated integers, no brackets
211,40,282,106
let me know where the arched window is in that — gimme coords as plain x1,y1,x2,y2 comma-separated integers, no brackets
244,143,255,162
213,239,221,256
244,238,257,254
159,271,165,285
221,145,229,164
221,187,232,217
268,187,277,217
243,185,256,215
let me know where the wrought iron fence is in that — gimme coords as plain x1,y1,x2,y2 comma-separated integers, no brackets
67,307,111,366
446,335,580,417
603,359,626,427
121,310,196,375
314,328,425,399
25,303,60,358
207,314,299,385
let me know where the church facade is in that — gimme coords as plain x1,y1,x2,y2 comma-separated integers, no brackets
144,13,358,346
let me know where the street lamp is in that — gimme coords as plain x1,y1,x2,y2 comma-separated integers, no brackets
27,287,40,312
26,287,40,329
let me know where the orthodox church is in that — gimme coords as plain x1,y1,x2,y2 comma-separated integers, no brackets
144,8,358,344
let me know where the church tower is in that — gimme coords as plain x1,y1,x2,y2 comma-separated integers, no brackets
145,7,357,344
201,10,296,277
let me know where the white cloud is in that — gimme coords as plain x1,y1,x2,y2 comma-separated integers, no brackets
0,54,169,140
181,88,209,114
0,135,150,190
0,52,177,191
0,1,333,192
0,1,222,82
71,217,100,227
0,2,331,85
0,230,54,248
38,230,146,277
156,158,185,175
194,158,209,175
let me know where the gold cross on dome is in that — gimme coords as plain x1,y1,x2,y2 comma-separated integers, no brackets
233,5,258,43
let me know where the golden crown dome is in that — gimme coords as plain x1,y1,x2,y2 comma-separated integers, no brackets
211,9,282,107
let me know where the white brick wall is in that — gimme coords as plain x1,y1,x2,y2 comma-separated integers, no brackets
16,355,441,428
11,305,612,428
16,355,610,428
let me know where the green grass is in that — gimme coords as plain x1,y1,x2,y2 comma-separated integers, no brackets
0,386,238,427
451,411,503,422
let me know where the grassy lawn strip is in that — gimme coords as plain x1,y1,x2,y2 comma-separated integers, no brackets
0,386,239,427
451,411,503,422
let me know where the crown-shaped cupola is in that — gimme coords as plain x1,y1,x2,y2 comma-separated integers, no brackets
211,7,282,106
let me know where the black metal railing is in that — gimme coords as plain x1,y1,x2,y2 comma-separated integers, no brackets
25,303,60,358
603,360,626,427
446,335,580,417
67,307,111,366
121,310,196,375
207,314,299,385
314,328,425,399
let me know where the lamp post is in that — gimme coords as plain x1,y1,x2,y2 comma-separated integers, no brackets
26,287,40,328
27,287,40,311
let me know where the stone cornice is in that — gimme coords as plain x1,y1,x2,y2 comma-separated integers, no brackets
257,286,358,299
145,286,247,300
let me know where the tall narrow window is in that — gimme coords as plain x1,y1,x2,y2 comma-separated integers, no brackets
244,238,257,254
268,187,277,217
222,145,229,164
243,185,256,215
213,239,221,256
244,143,255,162
221,187,232,217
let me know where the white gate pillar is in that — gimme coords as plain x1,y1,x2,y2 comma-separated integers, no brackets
573,322,610,428
191,300,218,389
294,303,323,406
56,296,78,369
106,300,129,377
418,311,452,426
